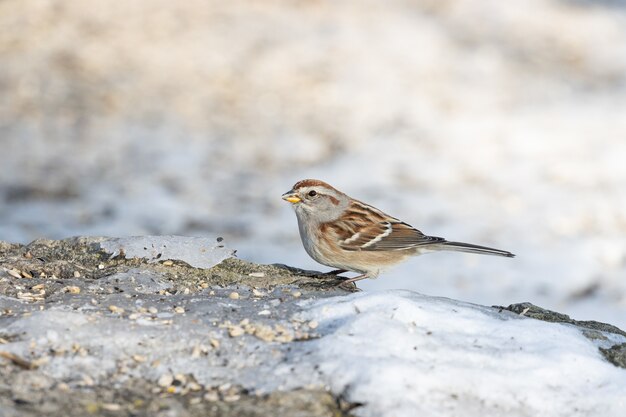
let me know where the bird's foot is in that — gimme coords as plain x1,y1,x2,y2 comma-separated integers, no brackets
325,269,348,276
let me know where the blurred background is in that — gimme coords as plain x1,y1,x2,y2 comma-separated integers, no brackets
1,0,625,326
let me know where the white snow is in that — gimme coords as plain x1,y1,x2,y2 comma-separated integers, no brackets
299,291,626,417
100,236,234,269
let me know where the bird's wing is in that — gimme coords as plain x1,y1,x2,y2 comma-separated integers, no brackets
336,220,444,251
326,200,445,251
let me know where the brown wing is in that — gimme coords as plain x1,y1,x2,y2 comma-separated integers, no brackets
325,200,445,251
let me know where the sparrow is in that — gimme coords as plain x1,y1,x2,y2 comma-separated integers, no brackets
282,179,514,286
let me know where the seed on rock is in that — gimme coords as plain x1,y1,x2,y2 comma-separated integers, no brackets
229,292,240,300
73,271,81,278
63,286,81,294
7,269,21,279
200,282,209,289
204,391,219,402
132,355,147,363
109,305,124,314
21,270,33,279
209,339,220,349
162,260,174,266
223,393,240,402
157,373,174,387
292,291,302,298
228,326,244,337
252,289,265,297
248,272,265,278
174,306,185,314
188,382,202,391
98,264,105,270
308,320,319,329
148,307,158,314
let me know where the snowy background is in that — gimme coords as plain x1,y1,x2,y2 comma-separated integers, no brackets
1,0,626,327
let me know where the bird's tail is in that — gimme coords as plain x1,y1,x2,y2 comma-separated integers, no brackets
439,241,515,258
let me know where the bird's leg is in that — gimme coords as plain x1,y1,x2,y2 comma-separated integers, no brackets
340,274,369,285
325,269,348,276
337,273,369,290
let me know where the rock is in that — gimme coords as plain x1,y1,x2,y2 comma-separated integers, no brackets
1,237,625,417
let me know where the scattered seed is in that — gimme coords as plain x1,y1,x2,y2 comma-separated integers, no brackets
252,289,266,297
223,393,240,402
188,381,202,391
292,291,302,298
148,307,158,314
200,282,209,289
229,292,240,300
73,271,81,278
162,260,174,266
101,403,121,411
98,264,105,270
0,351,36,369
308,320,319,329
228,326,244,337
204,391,219,402
257,310,271,316
191,345,201,358
108,305,124,314
157,374,174,387
7,269,21,279
248,272,265,278
132,355,147,363
21,270,33,279
174,306,185,314
209,339,220,349
63,286,81,294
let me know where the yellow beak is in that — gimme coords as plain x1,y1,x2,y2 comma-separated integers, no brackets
282,192,301,204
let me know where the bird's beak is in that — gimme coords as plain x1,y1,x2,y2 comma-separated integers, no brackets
282,191,301,204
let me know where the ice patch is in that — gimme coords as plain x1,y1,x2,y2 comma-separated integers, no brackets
100,236,234,269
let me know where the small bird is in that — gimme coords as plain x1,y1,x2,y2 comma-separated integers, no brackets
282,179,514,286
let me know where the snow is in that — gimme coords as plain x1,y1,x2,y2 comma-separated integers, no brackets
3,285,624,416
99,236,234,269
299,291,626,417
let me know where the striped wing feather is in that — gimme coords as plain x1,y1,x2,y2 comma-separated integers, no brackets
327,200,445,251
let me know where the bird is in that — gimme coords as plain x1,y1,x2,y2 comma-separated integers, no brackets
282,179,514,286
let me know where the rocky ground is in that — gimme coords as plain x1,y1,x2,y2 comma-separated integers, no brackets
1,237,625,416
0,237,355,417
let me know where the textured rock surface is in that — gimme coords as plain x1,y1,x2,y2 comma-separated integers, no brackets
1,237,625,417
0,237,355,417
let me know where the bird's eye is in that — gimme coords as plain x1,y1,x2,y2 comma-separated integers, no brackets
308,190,317,197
